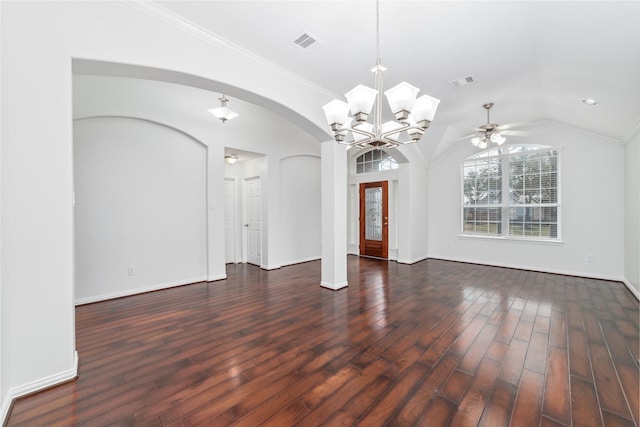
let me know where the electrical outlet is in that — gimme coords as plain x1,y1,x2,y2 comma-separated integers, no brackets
128,266,137,276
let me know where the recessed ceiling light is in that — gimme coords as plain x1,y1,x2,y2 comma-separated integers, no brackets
582,98,599,106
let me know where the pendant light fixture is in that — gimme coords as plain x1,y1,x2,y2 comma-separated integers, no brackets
322,0,440,149
209,95,239,123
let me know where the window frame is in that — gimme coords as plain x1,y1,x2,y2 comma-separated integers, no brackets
460,144,562,243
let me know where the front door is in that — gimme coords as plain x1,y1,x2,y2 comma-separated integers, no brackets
359,181,388,259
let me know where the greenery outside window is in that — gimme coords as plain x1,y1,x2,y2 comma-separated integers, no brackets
462,145,560,240
356,149,398,173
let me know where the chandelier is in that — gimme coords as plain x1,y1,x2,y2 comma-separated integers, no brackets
209,95,239,123
321,1,440,149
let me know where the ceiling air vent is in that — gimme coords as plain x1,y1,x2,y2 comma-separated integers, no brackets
293,31,323,53
450,75,475,88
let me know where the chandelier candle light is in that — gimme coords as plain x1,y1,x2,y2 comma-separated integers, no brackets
322,1,440,149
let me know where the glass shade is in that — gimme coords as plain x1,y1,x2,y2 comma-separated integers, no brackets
471,137,481,147
381,120,403,142
352,122,373,143
345,85,378,118
384,82,419,115
209,107,239,122
322,99,350,127
412,94,441,123
478,139,488,149
491,133,506,145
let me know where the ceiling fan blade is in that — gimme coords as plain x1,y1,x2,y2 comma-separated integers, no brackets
502,130,529,136
453,134,476,142
498,121,529,131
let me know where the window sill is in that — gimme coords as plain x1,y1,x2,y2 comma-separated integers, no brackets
458,234,565,246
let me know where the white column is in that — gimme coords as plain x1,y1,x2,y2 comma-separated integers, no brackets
321,140,348,290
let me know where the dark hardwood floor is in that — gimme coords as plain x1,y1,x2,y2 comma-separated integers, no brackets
7,257,639,426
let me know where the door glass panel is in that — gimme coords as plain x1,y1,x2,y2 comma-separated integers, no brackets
365,187,382,240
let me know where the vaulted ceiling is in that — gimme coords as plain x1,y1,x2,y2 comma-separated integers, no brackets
156,1,640,159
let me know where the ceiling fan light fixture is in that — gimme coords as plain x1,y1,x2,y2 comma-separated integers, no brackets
471,136,481,147
478,139,488,149
490,132,506,145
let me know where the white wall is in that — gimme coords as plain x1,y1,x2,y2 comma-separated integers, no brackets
1,1,328,417
428,120,625,280
279,156,322,265
74,117,208,303
624,129,640,296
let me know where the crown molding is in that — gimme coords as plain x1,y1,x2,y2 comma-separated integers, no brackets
121,1,336,100
622,119,640,146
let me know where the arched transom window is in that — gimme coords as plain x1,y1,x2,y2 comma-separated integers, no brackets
356,150,398,174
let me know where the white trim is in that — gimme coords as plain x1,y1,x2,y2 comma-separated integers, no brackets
458,234,565,246
207,274,227,282
261,264,282,271
1,351,79,425
622,279,640,301
430,255,626,283
321,280,348,290
396,255,429,265
74,277,207,305
281,256,321,267
622,119,640,145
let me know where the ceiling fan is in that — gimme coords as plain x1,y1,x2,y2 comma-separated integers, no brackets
459,102,529,149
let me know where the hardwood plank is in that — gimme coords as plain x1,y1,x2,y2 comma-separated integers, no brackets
478,380,518,427
510,368,545,427
438,369,472,404
391,352,460,426
588,342,634,421
568,326,593,381
570,375,603,427
543,346,571,425
357,363,430,425
524,331,549,374
449,357,502,427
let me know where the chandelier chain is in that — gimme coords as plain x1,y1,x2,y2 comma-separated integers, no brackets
376,0,381,66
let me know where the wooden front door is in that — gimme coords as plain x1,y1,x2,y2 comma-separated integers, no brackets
359,181,388,259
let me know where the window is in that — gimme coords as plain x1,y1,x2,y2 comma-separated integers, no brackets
462,145,560,240
356,149,398,173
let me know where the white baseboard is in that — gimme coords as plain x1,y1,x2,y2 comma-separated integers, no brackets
261,263,282,271
74,276,208,305
207,274,227,282
429,255,628,283
320,280,348,290
623,279,640,301
281,256,321,267
396,255,429,265
1,351,78,425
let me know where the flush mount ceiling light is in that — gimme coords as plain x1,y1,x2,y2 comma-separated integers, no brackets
457,103,529,149
321,0,440,149
224,154,238,164
209,95,239,123
582,98,599,106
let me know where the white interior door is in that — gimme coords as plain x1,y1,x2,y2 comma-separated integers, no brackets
224,178,236,263
245,177,262,266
